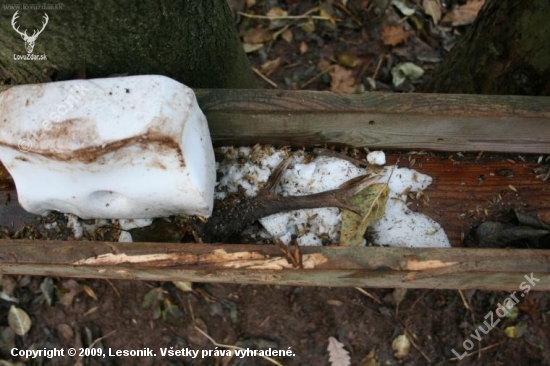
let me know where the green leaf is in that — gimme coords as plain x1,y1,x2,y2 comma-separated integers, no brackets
341,183,389,246
141,287,163,309
391,62,425,87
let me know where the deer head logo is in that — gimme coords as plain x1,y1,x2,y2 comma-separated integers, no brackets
11,11,49,54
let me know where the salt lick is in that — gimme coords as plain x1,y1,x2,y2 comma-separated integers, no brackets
0,75,216,219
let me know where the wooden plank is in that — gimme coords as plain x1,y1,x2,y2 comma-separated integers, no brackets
384,153,550,247
196,89,550,154
0,240,548,290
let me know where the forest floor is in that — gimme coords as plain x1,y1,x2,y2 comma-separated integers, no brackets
1,1,550,365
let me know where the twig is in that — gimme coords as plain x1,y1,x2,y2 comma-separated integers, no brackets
252,67,279,88
403,328,432,363
355,287,383,305
188,301,283,366
73,330,116,366
104,279,120,298
237,7,332,21
372,56,385,82
300,65,335,89
272,24,291,41
334,1,363,26
458,289,471,311
448,342,504,361
313,148,383,173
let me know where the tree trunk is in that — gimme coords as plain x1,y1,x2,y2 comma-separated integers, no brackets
425,0,550,96
0,1,257,88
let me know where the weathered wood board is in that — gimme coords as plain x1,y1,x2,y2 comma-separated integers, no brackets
1,240,549,291
197,90,550,154
1,88,549,290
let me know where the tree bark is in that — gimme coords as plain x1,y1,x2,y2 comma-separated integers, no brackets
0,1,257,88
425,0,550,96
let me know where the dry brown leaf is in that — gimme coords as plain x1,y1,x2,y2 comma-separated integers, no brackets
243,28,273,44
328,337,351,366
381,24,412,46
299,41,308,54
281,29,293,43
266,7,288,18
392,288,408,308
318,59,332,71
362,349,380,366
82,285,98,301
242,43,263,53
261,57,281,76
441,0,484,26
422,0,441,24
392,334,411,359
329,65,356,93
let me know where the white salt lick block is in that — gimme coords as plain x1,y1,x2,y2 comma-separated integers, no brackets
0,75,216,219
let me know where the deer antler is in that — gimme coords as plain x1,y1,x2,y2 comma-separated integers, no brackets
30,13,49,39
11,11,28,38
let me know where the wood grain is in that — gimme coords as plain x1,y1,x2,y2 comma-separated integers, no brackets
196,89,550,153
0,240,548,290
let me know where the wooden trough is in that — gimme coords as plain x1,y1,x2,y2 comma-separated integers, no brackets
1,88,550,291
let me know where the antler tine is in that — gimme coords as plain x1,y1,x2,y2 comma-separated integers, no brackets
34,13,49,37
11,10,28,37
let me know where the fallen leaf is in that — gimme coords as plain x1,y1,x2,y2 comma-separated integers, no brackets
329,65,356,93
327,337,351,366
8,306,32,336
281,29,293,43
162,298,185,325
381,24,412,46
318,59,332,71
337,52,361,68
362,349,380,366
319,8,338,24
392,288,408,308
475,221,548,248
391,62,425,87
243,43,264,53
392,0,416,16
341,183,389,246
243,28,273,44
266,7,289,30
82,285,98,301
441,0,484,26
261,57,281,76
327,300,344,306
39,277,54,306
266,7,288,18
392,334,411,359
300,20,316,33
57,324,74,343
173,281,193,293
300,41,308,54
59,279,82,307
505,322,528,339
422,0,441,24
